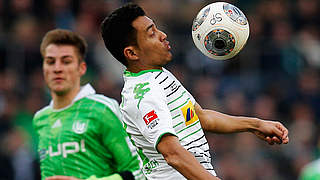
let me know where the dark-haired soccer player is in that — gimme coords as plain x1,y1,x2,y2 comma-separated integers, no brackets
33,29,145,180
101,3,289,180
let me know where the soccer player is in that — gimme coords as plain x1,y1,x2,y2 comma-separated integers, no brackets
33,29,145,180
100,3,289,180
299,158,320,180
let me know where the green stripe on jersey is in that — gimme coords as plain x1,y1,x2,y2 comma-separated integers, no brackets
167,91,186,105
173,121,183,128
177,120,200,134
170,98,190,112
124,69,162,77
180,127,202,141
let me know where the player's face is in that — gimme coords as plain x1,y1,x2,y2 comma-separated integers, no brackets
43,44,86,96
132,16,172,68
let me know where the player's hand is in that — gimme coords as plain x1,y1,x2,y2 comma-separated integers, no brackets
46,176,81,180
251,120,289,145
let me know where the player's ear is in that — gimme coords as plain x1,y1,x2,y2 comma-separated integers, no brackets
79,61,87,76
124,46,139,61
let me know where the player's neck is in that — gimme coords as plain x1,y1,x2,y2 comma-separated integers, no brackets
51,86,80,109
127,64,162,73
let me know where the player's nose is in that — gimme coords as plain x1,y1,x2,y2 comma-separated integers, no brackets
159,30,167,42
53,61,63,73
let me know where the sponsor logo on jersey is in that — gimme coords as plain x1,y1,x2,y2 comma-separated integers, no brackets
134,82,150,109
143,110,159,129
181,101,199,126
40,139,86,159
143,159,159,174
72,120,87,134
52,119,62,128
170,82,178,92
39,149,47,160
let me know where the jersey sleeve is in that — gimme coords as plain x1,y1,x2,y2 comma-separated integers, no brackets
100,107,144,179
134,81,177,150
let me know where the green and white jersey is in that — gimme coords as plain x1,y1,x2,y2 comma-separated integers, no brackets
121,68,216,179
33,84,144,180
300,159,320,180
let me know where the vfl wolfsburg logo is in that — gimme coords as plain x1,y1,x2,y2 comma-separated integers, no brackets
72,120,88,134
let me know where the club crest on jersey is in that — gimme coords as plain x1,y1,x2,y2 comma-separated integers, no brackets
72,120,88,134
181,101,199,126
143,110,159,129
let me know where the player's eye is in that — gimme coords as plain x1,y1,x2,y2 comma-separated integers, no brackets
61,56,74,64
45,58,55,65
148,29,155,37
62,59,72,64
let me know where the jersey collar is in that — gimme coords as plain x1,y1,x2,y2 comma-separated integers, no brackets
73,83,96,102
124,69,163,77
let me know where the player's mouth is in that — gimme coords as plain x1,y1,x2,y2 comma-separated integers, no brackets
53,77,64,83
165,41,171,51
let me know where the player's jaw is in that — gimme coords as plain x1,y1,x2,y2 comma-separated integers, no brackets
47,77,73,96
46,70,80,96
164,40,172,60
158,40,172,66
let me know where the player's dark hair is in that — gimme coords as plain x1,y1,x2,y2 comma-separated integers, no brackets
40,29,87,62
119,171,135,180
101,3,145,66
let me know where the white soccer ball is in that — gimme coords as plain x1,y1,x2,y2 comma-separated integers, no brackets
192,2,250,60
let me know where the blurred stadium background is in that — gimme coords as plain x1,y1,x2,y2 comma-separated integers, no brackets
0,0,319,179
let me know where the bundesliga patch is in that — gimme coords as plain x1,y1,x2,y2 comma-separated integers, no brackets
143,110,158,125
143,110,159,129
181,101,199,126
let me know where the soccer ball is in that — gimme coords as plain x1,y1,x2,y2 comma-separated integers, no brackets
192,2,250,60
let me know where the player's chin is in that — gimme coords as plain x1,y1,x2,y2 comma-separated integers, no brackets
160,54,172,66
51,86,68,95
166,52,173,62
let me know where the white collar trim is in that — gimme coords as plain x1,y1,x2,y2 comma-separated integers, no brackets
50,84,96,111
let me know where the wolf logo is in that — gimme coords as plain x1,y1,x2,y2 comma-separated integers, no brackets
72,120,88,134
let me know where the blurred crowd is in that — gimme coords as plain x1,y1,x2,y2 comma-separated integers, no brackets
0,0,319,179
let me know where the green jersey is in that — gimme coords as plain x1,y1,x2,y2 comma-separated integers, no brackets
33,84,144,180
300,159,320,180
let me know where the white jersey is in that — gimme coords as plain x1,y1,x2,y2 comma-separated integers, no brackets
120,68,216,179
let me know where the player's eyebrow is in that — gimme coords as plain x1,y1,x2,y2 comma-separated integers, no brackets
61,55,73,59
45,55,73,59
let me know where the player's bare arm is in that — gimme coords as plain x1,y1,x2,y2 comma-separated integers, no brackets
157,134,221,180
195,102,289,145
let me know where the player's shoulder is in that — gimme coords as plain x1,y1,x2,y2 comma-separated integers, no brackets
123,70,163,93
33,105,51,128
86,94,119,106
33,105,51,119
300,159,320,179
151,68,178,85
124,69,164,82
85,94,121,115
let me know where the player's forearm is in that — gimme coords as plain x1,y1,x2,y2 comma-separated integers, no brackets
164,147,220,180
198,108,260,133
158,135,219,180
